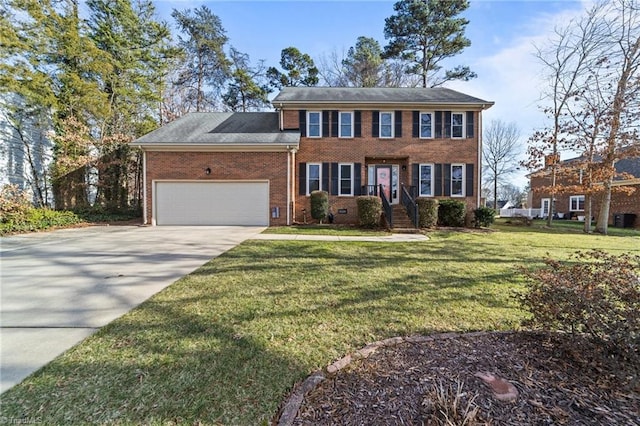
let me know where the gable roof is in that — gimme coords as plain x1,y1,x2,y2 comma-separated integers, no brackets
134,112,299,150
272,87,494,109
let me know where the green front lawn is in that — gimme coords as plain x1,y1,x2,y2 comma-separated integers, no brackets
1,227,637,424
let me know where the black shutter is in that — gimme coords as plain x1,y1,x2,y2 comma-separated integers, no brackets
354,163,362,195
444,111,452,138
331,163,339,195
412,164,420,189
412,111,419,138
322,111,330,137
299,110,306,137
466,111,474,138
443,163,451,196
331,110,338,137
395,111,402,137
434,164,443,196
322,163,330,192
435,111,442,138
466,163,474,196
299,163,306,195
354,111,362,137
372,111,379,137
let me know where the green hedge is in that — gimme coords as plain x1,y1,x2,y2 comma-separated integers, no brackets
437,199,466,227
416,198,439,228
357,196,382,228
473,207,496,228
0,208,82,235
310,190,329,223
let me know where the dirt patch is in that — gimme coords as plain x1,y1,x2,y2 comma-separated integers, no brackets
280,332,639,425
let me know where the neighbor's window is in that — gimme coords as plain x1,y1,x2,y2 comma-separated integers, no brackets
419,164,434,196
307,163,321,194
380,111,394,138
339,163,354,196
420,112,434,138
451,164,464,196
339,111,353,138
307,111,321,138
451,112,464,138
569,195,585,211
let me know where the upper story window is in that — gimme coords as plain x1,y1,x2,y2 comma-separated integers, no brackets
451,112,464,138
420,112,434,139
419,164,434,196
339,163,354,196
380,111,394,138
339,111,353,138
451,164,465,197
307,163,321,194
307,111,321,138
569,195,585,211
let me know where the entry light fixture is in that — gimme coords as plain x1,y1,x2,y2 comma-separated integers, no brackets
205,167,211,175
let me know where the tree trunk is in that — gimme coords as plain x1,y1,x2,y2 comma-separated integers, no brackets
596,178,612,234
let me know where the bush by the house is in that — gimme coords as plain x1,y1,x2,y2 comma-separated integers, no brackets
357,196,382,228
519,250,640,357
0,184,31,224
310,190,329,223
473,207,496,228
417,198,438,228
437,199,466,227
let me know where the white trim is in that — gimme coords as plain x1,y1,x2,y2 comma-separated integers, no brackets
338,111,354,138
379,111,394,138
476,110,482,208
307,111,322,138
419,111,435,139
541,198,551,217
306,162,322,195
338,163,354,196
451,163,465,197
569,194,585,211
418,163,435,197
142,150,148,224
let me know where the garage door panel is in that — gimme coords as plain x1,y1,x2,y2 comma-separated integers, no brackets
156,181,269,226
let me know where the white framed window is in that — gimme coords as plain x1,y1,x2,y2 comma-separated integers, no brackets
569,195,585,211
420,112,434,139
451,112,464,138
339,163,354,196
339,111,353,138
307,163,321,194
380,111,394,138
451,164,465,197
307,111,321,138
419,163,434,196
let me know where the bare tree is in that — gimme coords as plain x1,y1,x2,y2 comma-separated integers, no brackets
483,120,521,209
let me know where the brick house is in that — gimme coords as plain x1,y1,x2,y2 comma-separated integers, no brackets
530,155,640,228
134,87,493,226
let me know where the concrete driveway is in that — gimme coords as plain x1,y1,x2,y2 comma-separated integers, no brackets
0,225,264,393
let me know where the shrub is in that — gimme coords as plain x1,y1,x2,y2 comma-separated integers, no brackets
519,250,640,357
310,190,329,223
0,208,81,235
417,198,438,228
437,199,466,227
473,207,496,228
0,184,31,224
357,196,382,228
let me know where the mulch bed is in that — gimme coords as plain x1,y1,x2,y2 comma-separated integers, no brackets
279,332,639,425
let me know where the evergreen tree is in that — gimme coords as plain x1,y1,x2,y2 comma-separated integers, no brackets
342,37,385,87
267,47,319,89
383,0,476,88
222,48,270,112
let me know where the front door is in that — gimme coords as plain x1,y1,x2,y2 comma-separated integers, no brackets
369,164,399,204
541,198,551,218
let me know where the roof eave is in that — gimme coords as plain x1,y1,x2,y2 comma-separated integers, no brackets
131,142,300,152
272,100,495,110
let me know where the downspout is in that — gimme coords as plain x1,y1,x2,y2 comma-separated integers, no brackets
289,147,297,224
286,147,291,225
141,148,148,225
476,109,483,208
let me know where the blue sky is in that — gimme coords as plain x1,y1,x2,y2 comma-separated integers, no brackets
154,0,588,188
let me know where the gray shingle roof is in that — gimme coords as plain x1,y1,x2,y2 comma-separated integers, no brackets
134,112,300,146
272,87,493,107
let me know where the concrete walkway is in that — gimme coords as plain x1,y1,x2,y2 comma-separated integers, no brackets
0,225,265,394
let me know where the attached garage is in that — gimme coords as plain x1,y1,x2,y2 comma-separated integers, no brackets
154,181,269,226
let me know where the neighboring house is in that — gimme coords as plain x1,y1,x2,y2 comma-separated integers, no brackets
530,155,640,228
133,87,493,226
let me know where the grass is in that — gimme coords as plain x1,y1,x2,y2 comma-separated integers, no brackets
263,224,389,236
1,225,638,424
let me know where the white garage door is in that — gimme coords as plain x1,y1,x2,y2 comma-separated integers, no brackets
155,181,269,226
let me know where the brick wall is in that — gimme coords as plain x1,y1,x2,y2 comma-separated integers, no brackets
144,151,289,226
287,108,482,224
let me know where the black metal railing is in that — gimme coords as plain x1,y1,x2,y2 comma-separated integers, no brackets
379,184,393,228
401,185,419,228
363,185,378,196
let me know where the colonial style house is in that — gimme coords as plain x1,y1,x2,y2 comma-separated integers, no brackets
530,155,640,228
133,87,493,227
